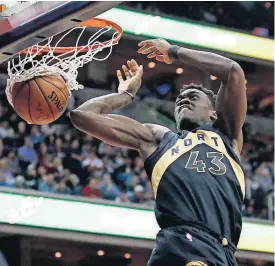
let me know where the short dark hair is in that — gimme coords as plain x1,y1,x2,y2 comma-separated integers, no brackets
180,83,216,108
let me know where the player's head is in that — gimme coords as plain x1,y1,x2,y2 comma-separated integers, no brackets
174,83,217,131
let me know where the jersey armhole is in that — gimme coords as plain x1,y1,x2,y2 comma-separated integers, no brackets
144,131,177,177
213,121,242,165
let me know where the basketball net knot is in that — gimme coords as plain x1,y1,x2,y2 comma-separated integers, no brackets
6,25,120,107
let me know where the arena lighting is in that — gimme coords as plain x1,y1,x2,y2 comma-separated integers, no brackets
55,252,62,258
148,61,156,68
210,75,217,80
176,68,184,74
97,250,105,256
124,253,131,259
98,8,273,62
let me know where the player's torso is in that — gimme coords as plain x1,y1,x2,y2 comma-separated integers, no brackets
144,124,245,246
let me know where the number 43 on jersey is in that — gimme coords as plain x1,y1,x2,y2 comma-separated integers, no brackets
185,151,227,175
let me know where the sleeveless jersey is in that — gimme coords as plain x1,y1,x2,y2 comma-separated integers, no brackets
144,123,245,246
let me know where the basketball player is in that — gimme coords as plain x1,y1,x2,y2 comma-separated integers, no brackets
70,38,247,266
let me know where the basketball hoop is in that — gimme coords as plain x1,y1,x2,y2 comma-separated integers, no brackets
6,18,122,107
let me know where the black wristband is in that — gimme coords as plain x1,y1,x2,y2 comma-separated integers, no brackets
168,45,180,60
122,90,134,101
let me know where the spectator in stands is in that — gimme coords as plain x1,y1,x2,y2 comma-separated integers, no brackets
25,166,39,190
82,178,101,198
41,124,56,136
253,186,267,217
52,157,64,175
128,184,146,203
133,157,144,174
254,163,273,192
82,151,104,171
99,173,121,200
63,131,73,149
67,174,82,195
62,168,71,180
30,125,44,144
37,166,47,179
55,137,66,158
98,142,116,157
6,151,20,176
126,175,140,192
0,121,14,138
115,167,132,189
15,122,27,147
18,137,38,167
14,175,25,189
38,142,48,166
82,142,92,155
143,179,154,202
38,174,55,193
243,204,254,217
115,192,130,204
102,156,115,174
240,149,252,175
112,151,126,169
68,138,83,172
53,179,71,194
0,158,14,187
139,169,148,187
258,208,268,219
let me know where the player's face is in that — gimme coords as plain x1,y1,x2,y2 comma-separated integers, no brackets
174,89,215,130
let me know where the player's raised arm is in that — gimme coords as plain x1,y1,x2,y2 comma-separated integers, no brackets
70,59,169,155
138,39,247,151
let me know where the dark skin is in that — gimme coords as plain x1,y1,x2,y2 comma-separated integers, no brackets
70,38,247,161
174,88,217,132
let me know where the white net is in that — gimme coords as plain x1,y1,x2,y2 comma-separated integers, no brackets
6,24,120,107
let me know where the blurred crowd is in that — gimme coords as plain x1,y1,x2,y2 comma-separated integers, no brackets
242,124,274,220
0,93,273,220
123,1,274,37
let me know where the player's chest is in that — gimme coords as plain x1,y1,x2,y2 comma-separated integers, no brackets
150,130,245,198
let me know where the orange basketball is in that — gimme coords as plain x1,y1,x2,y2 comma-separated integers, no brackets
11,74,70,125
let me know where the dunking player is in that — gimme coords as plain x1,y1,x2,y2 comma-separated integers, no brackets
70,38,247,266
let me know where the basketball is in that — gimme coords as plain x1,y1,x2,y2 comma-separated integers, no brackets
11,74,70,125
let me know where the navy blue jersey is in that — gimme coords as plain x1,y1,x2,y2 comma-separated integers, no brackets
144,123,245,246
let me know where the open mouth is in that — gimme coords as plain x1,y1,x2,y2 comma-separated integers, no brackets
179,105,191,111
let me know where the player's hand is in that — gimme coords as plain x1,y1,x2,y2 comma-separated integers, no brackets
117,59,143,98
137,39,173,64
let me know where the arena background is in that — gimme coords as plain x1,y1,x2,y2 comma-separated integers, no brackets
0,1,274,266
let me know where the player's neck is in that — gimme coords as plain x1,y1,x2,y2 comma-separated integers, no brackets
178,120,200,132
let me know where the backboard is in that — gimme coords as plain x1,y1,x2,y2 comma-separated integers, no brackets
0,1,123,64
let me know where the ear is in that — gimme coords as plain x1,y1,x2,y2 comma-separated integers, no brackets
209,110,217,122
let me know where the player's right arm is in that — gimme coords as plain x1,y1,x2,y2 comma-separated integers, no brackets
70,59,170,158
138,39,247,154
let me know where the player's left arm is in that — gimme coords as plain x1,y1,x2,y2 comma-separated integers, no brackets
138,39,247,153
214,63,247,154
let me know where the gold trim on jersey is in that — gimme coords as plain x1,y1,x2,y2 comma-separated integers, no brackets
151,130,245,198
186,262,208,266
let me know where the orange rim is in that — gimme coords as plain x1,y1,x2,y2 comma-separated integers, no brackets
21,18,123,54
0,4,7,12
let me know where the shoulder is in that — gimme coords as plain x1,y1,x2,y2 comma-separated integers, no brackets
143,124,171,144
140,124,172,159
212,122,242,159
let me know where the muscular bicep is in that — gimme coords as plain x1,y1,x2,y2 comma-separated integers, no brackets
70,110,155,151
143,123,171,142
215,63,247,151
